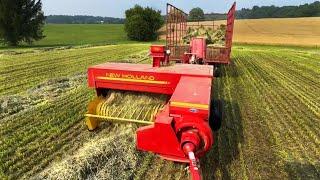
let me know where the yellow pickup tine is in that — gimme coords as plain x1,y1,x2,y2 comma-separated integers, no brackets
85,114,154,125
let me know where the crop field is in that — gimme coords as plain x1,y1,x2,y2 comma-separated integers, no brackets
0,43,319,179
231,17,320,46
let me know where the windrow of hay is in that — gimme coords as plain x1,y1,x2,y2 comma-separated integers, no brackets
119,50,150,64
34,90,167,179
35,126,139,180
0,74,86,120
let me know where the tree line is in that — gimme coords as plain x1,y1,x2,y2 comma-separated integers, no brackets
182,1,320,22
237,1,320,19
46,15,125,24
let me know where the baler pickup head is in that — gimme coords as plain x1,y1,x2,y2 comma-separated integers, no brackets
85,91,166,130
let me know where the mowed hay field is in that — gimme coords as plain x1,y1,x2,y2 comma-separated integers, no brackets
0,43,319,179
178,17,320,46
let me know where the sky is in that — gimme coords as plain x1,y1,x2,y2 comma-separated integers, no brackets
42,0,318,18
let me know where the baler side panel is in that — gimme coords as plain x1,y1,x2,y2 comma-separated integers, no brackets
169,76,212,119
88,63,213,94
137,106,186,158
88,68,181,95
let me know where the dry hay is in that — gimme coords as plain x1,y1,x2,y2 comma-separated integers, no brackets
35,126,139,180
28,73,86,98
92,90,167,123
33,91,167,179
0,74,86,120
183,24,226,45
111,50,149,64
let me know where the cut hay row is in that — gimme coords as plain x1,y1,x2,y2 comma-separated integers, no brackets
132,153,155,179
0,87,93,179
227,49,319,178
0,44,149,96
246,57,320,159
0,46,122,76
251,53,320,119
0,81,88,135
33,90,167,179
213,63,252,179
0,74,86,119
35,126,138,180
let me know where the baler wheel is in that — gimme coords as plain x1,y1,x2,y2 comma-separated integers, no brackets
209,99,222,131
214,65,221,77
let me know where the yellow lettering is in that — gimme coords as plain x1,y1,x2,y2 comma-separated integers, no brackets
148,76,155,81
105,73,156,81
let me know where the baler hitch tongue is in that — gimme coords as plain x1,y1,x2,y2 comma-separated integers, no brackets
188,151,202,180
183,142,202,180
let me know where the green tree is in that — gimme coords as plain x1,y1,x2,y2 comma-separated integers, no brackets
124,5,164,41
189,7,205,21
0,0,45,46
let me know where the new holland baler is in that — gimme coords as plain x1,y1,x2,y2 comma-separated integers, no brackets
85,2,236,180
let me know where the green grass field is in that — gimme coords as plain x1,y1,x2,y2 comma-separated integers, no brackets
0,24,130,48
37,24,131,46
0,43,319,179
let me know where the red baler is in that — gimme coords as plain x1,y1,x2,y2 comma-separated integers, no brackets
85,2,236,180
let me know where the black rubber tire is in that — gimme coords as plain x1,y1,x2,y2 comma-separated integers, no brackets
214,65,221,77
209,99,222,131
